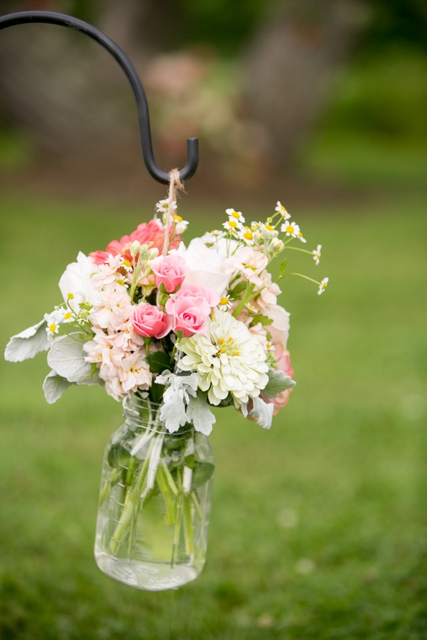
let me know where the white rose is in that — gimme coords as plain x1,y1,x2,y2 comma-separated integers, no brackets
178,238,233,295
265,304,290,348
59,252,97,312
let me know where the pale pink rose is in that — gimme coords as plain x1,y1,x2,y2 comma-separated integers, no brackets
165,294,211,337
151,254,188,293
226,247,268,287
255,271,281,311
132,302,172,339
169,282,220,308
265,304,290,348
262,344,294,416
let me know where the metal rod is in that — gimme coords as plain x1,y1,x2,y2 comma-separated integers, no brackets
0,10,199,184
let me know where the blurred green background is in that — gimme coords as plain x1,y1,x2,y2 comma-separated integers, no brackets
0,1,426,639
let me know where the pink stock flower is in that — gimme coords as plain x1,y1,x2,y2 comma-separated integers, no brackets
132,302,172,339
226,246,268,287
90,219,182,264
151,254,188,293
262,344,294,416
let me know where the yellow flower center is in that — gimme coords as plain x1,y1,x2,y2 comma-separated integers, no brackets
116,279,125,286
286,225,294,233
220,298,230,306
243,231,253,240
64,312,72,320
231,211,241,219
123,260,132,268
217,336,240,357
265,224,274,231
49,323,57,332
67,293,74,300
173,215,183,222
227,220,238,228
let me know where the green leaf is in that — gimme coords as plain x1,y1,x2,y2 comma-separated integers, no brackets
146,351,173,373
230,281,247,299
280,260,287,275
250,314,273,327
192,461,215,489
262,370,296,399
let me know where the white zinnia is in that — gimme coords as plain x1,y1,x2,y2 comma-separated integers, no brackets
177,309,269,407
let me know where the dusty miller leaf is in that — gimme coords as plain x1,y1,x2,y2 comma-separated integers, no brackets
43,370,74,404
186,392,216,436
262,370,296,399
249,396,274,430
4,319,49,362
47,334,99,384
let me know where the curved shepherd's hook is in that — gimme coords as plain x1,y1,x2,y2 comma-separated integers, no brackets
0,11,199,184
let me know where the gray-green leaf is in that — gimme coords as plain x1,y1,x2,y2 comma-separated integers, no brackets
47,334,99,384
262,370,296,399
186,392,216,436
43,370,74,404
4,319,49,362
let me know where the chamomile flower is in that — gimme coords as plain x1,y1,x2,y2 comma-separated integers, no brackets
297,231,307,244
226,208,245,224
275,201,291,220
223,219,243,236
44,309,66,337
155,198,177,215
318,277,329,295
173,214,189,234
312,244,322,265
281,220,300,238
241,227,255,245
219,296,232,310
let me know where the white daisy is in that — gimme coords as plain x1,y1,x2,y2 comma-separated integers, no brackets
318,277,329,295
312,244,322,265
172,214,189,235
178,309,269,407
241,227,255,245
223,219,243,235
44,309,66,336
219,296,232,310
281,220,300,238
155,198,177,214
275,201,291,220
226,208,245,225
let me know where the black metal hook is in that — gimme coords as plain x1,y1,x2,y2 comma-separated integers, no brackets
0,10,199,184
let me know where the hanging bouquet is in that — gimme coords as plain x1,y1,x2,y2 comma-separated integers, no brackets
5,183,328,589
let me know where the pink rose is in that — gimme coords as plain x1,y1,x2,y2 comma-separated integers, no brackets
151,255,188,293
132,302,172,339
165,295,211,337
170,283,220,308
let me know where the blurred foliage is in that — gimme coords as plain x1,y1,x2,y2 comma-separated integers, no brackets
362,0,427,55
319,48,427,141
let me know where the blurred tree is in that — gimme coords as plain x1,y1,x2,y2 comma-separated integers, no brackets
241,0,369,169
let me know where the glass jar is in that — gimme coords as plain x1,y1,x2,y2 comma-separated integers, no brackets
94,394,214,591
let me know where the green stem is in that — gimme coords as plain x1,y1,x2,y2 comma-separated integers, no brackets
285,246,314,256
232,282,255,317
285,272,321,286
109,441,153,554
183,495,194,557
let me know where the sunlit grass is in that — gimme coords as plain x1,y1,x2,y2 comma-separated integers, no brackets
0,192,426,639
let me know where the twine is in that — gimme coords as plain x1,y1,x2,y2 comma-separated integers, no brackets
162,168,184,256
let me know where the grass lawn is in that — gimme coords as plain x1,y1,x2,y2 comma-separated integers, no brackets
0,189,426,639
